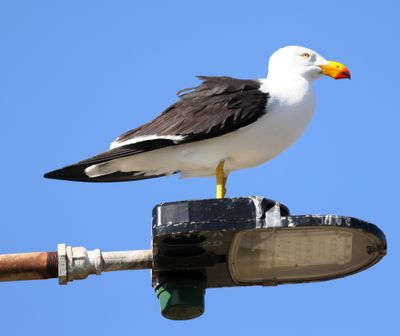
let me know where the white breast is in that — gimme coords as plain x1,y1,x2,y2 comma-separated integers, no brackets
246,76,316,163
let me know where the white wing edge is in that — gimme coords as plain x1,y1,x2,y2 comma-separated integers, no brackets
109,134,186,149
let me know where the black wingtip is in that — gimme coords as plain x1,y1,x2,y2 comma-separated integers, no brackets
43,171,54,179
43,169,67,180
43,165,167,183
43,162,95,182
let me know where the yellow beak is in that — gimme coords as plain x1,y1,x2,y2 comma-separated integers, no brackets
319,61,351,79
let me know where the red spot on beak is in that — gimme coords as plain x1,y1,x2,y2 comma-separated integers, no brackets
335,67,351,80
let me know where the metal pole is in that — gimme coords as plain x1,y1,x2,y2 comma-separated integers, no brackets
0,245,153,284
101,250,153,272
0,251,58,281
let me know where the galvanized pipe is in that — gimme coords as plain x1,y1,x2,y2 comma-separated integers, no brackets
57,244,153,284
0,251,58,282
102,250,153,272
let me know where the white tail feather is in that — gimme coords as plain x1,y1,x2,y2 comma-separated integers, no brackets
85,162,118,177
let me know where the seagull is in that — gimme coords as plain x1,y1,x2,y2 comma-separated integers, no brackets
44,46,350,198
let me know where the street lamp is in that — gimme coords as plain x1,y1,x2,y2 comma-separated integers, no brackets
0,196,386,321
152,197,386,320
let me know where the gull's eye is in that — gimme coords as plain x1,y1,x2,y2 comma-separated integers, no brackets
300,52,311,59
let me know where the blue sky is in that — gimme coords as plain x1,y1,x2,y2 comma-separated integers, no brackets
1,0,399,334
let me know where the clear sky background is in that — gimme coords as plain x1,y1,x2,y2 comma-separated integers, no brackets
1,1,399,334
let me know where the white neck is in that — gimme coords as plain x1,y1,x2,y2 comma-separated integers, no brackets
260,74,314,103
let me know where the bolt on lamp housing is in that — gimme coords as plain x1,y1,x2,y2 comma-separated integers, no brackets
151,197,386,319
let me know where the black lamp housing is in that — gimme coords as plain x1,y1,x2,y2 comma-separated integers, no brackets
151,197,386,320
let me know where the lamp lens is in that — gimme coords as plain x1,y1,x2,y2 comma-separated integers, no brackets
229,228,380,284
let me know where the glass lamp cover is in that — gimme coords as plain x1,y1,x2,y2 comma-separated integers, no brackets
229,228,381,284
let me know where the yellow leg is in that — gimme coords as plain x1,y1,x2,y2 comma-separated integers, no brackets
215,161,228,199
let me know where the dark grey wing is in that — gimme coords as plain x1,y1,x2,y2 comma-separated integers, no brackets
44,76,269,182
114,76,269,145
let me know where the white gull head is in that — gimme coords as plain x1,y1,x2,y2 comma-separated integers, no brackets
267,46,349,81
